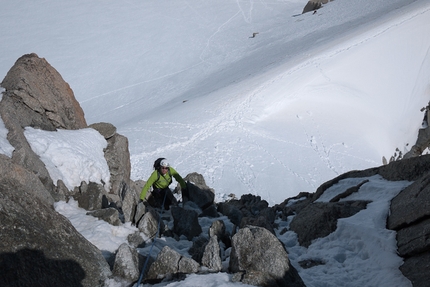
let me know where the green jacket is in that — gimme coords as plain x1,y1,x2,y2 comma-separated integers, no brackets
140,167,186,200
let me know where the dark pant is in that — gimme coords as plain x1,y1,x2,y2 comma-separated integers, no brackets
149,188,176,210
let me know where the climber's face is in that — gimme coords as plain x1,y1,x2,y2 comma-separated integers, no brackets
160,166,169,175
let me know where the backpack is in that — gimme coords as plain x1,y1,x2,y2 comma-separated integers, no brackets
153,157,165,170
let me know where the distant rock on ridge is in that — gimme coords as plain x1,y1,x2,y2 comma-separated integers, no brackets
302,0,331,14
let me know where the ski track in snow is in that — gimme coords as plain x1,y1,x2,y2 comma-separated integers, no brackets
122,0,429,203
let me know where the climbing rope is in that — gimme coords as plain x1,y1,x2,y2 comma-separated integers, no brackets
135,189,168,287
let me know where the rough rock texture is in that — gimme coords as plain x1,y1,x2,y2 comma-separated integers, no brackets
218,194,276,235
120,182,139,223
229,225,305,287
201,235,222,272
0,53,86,198
388,170,430,286
171,206,202,240
103,132,131,196
289,201,370,248
73,181,107,211
184,181,215,210
0,155,111,287
1,53,86,130
146,246,199,281
87,207,121,226
138,207,165,239
112,243,142,282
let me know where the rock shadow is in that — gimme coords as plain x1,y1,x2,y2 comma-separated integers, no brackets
0,248,85,287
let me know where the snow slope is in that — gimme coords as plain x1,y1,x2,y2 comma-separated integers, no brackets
1,1,430,205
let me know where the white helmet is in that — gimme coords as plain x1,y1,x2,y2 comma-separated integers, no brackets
160,159,170,168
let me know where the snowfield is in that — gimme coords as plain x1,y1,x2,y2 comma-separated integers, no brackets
1,0,430,204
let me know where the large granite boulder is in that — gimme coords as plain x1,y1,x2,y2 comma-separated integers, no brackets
0,155,111,286
0,53,87,197
229,225,305,287
146,246,199,282
1,53,86,130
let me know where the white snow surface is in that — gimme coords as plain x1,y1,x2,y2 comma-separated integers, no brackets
1,0,430,205
1,0,430,286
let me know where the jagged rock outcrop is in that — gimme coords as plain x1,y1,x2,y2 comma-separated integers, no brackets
1,53,87,131
0,54,136,286
0,54,87,198
0,155,111,287
388,169,430,286
188,220,229,272
89,122,131,196
201,235,222,272
403,102,430,159
289,201,370,247
229,225,305,287
281,154,430,286
183,177,215,210
218,193,276,235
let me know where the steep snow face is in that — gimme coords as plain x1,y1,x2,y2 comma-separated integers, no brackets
1,0,430,204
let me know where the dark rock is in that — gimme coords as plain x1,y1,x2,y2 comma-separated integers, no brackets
189,236,209,263
378,154,430,181
312,169,378,201
289,201,370,248
388,171,430,230
200,204,219,218
171,206,202,240
218,201,243,226
185,181,215,210
302,0,330,14
329,179,369,202
396,218,430,257
399,251,430,287
298,258,325,269
0,155,111,287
